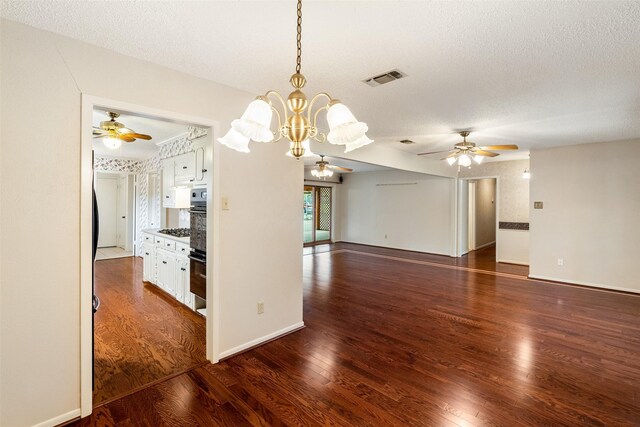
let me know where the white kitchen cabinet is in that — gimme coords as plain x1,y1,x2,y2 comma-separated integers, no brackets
162,158,176,208
141,242,156,283
156,248,177,297
191,139,210,187
174,152,196,186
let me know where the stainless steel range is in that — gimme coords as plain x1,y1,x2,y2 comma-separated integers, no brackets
158,228,190,238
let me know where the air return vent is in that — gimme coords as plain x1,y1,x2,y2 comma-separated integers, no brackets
363,69,407,87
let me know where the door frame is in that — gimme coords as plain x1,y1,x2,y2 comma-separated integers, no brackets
456,175,500,258
302,183,334,246
81,94,220,416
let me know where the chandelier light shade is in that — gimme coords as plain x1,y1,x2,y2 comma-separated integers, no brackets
218,0,372,158
218,128,251,153
458,154,472,167
286,139,315,157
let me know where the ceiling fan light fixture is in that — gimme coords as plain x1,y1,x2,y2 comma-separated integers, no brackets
446,156,457,166
311,168,333,178
473,155,484,164
218,0,371,158
103,136,122,150
458,154,472,167
218,128,251,153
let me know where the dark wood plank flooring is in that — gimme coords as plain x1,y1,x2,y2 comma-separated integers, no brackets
93,256,206,405
76,245,640,426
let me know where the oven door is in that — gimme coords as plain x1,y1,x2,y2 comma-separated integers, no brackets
189,255,206,299
189,208,206,254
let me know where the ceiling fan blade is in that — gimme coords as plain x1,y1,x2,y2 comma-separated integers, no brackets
119,135,136,143
476,144,519,151
440,152,459,160
116,127,134,134
327,165,353,172
417,149,454,156
472,149,499,157
120,132,152,140
93,134,107,139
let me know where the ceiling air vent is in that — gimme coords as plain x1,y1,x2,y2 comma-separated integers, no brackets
399,139,415,145
363,69,407,87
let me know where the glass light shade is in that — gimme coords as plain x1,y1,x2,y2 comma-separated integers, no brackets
523,170,531,179
311,168,333,178
217,128,250,153
326,103,368,145
286,139,315,157
231,99,274,142
103,136,122,149
446,156,457,165
473,155,484,164
343,135,373,153
458,154,471,167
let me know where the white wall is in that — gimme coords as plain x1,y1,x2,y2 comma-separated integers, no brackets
338,170,455,255
1,20,302,427
459,159,529,263
529,140,640,292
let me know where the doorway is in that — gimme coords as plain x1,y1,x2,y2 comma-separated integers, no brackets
458,177,497,260
95,172,135,260
303,185,332,245
84,98,216,411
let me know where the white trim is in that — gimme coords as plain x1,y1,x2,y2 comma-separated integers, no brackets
217,322,305,360
528,275,640,294
498,258,529,266
81,94,221,416
475,240,496,250
32,409,81,427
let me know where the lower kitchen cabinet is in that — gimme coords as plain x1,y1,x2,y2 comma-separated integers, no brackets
142,243,156,283
141,232,198,312
156,248,177,297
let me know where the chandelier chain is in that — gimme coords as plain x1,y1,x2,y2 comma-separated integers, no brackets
296,0,302,74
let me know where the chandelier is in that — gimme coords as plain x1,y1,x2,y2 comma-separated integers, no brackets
218,0,373,158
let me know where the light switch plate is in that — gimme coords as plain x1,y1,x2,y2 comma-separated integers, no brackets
222,197,230,210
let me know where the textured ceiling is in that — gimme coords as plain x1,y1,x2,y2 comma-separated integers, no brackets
5,1,640,161
92,110,188,159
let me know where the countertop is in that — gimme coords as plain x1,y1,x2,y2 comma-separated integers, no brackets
142,229,190,244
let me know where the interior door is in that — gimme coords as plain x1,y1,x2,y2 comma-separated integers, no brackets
117,175,127,249
96,176,118,247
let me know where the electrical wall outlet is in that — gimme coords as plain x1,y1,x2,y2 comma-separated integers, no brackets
557,258,564,266
534,201,544,209
257,302,264,314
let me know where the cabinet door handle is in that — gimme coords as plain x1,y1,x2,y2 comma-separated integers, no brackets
183,166,188,169
145,252,149,256
181,268,186,271
122,216,126,219
202,169,207,173
166,195,169,198
190,179,194,182
162,261,167,264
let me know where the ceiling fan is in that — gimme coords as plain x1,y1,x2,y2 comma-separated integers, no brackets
417,131,518,167
308,155,353,179
93,112,152,149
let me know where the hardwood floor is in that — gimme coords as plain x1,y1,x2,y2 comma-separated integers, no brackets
75,245,640,426
92,257,206,405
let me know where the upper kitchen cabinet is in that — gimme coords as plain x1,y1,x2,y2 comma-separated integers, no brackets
191,139,211,187
174,152,196,186
162,158,176,207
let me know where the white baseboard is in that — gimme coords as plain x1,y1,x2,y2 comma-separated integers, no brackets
529,275,640,295
474,240,496,250
32,409,80,427
217,322,305,360
497,258,529,266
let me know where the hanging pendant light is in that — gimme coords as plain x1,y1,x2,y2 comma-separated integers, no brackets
218,0,372,158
